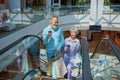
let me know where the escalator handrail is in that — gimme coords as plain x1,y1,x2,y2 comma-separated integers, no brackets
0,35,40,55
0,34,47,63
81,37,93,80
91,37,120,61
23,69,38,80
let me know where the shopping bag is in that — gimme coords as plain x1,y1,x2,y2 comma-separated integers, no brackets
39,49,47,62
52,57,67,78
52,52,62,61
39,49,48,72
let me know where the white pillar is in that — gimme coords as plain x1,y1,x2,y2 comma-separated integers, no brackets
7,0,21,12
45,0,52,18
46,0,52,9
89,0,104,25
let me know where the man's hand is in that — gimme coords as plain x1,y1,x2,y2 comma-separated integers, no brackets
46,33,52,40
55,49,59,54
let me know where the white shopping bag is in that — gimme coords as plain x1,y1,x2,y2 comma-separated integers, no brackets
39,49,47,62
39,49,48,72
52,57,67,78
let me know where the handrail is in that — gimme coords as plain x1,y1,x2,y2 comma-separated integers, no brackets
13,69,38,80
23,69,38,80
22,68,48,80
81,37,92,80
0,35,40,55
91,37,120,61
0,35,47,69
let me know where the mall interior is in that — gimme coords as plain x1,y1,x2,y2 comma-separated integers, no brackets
0,0,120,80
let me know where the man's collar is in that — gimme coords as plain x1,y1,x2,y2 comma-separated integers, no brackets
48,25,58,31
48,25,51,28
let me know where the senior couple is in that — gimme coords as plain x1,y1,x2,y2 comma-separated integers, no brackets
42,16,81,80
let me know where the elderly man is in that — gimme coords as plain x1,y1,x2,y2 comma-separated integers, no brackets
42,16,65,78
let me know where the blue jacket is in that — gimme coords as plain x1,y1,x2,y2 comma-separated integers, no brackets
43,25,64,53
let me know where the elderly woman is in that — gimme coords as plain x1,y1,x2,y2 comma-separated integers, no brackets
62,28,81,79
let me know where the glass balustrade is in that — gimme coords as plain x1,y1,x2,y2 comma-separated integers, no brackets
0,35,43,80
90,38,120,80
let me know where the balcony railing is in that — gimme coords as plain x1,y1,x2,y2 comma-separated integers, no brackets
0,5,120,38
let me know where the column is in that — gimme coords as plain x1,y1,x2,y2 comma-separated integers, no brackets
7,0,21,12
7,0,25,24
45,0,52,18
89,0,104,25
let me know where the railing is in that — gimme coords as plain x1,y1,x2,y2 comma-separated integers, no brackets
13,69,39,80
81,37,92,80
0,5,120,38
0,35,40,55
90,38,120,80
0,5,90,38
91,38,120,59
21,69,38,80
0,35,47,80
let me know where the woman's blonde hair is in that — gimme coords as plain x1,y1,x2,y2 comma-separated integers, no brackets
70,28,78,34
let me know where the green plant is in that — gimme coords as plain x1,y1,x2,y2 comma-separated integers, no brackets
104,0,110,5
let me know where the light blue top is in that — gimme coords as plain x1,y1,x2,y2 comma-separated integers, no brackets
63,37,80,59
42,25,64,53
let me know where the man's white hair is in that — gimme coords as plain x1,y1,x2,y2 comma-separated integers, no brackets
70,28,78,34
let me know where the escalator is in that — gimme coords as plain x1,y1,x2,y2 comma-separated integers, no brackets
0,36,92,80
12,37,92,80
0,35,47,80
76,37,120,80
0,35,120,80
90,38,120,80
13,37,120,80
22,37,92,80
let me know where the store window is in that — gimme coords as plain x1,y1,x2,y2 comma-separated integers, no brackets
54,0,59,3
